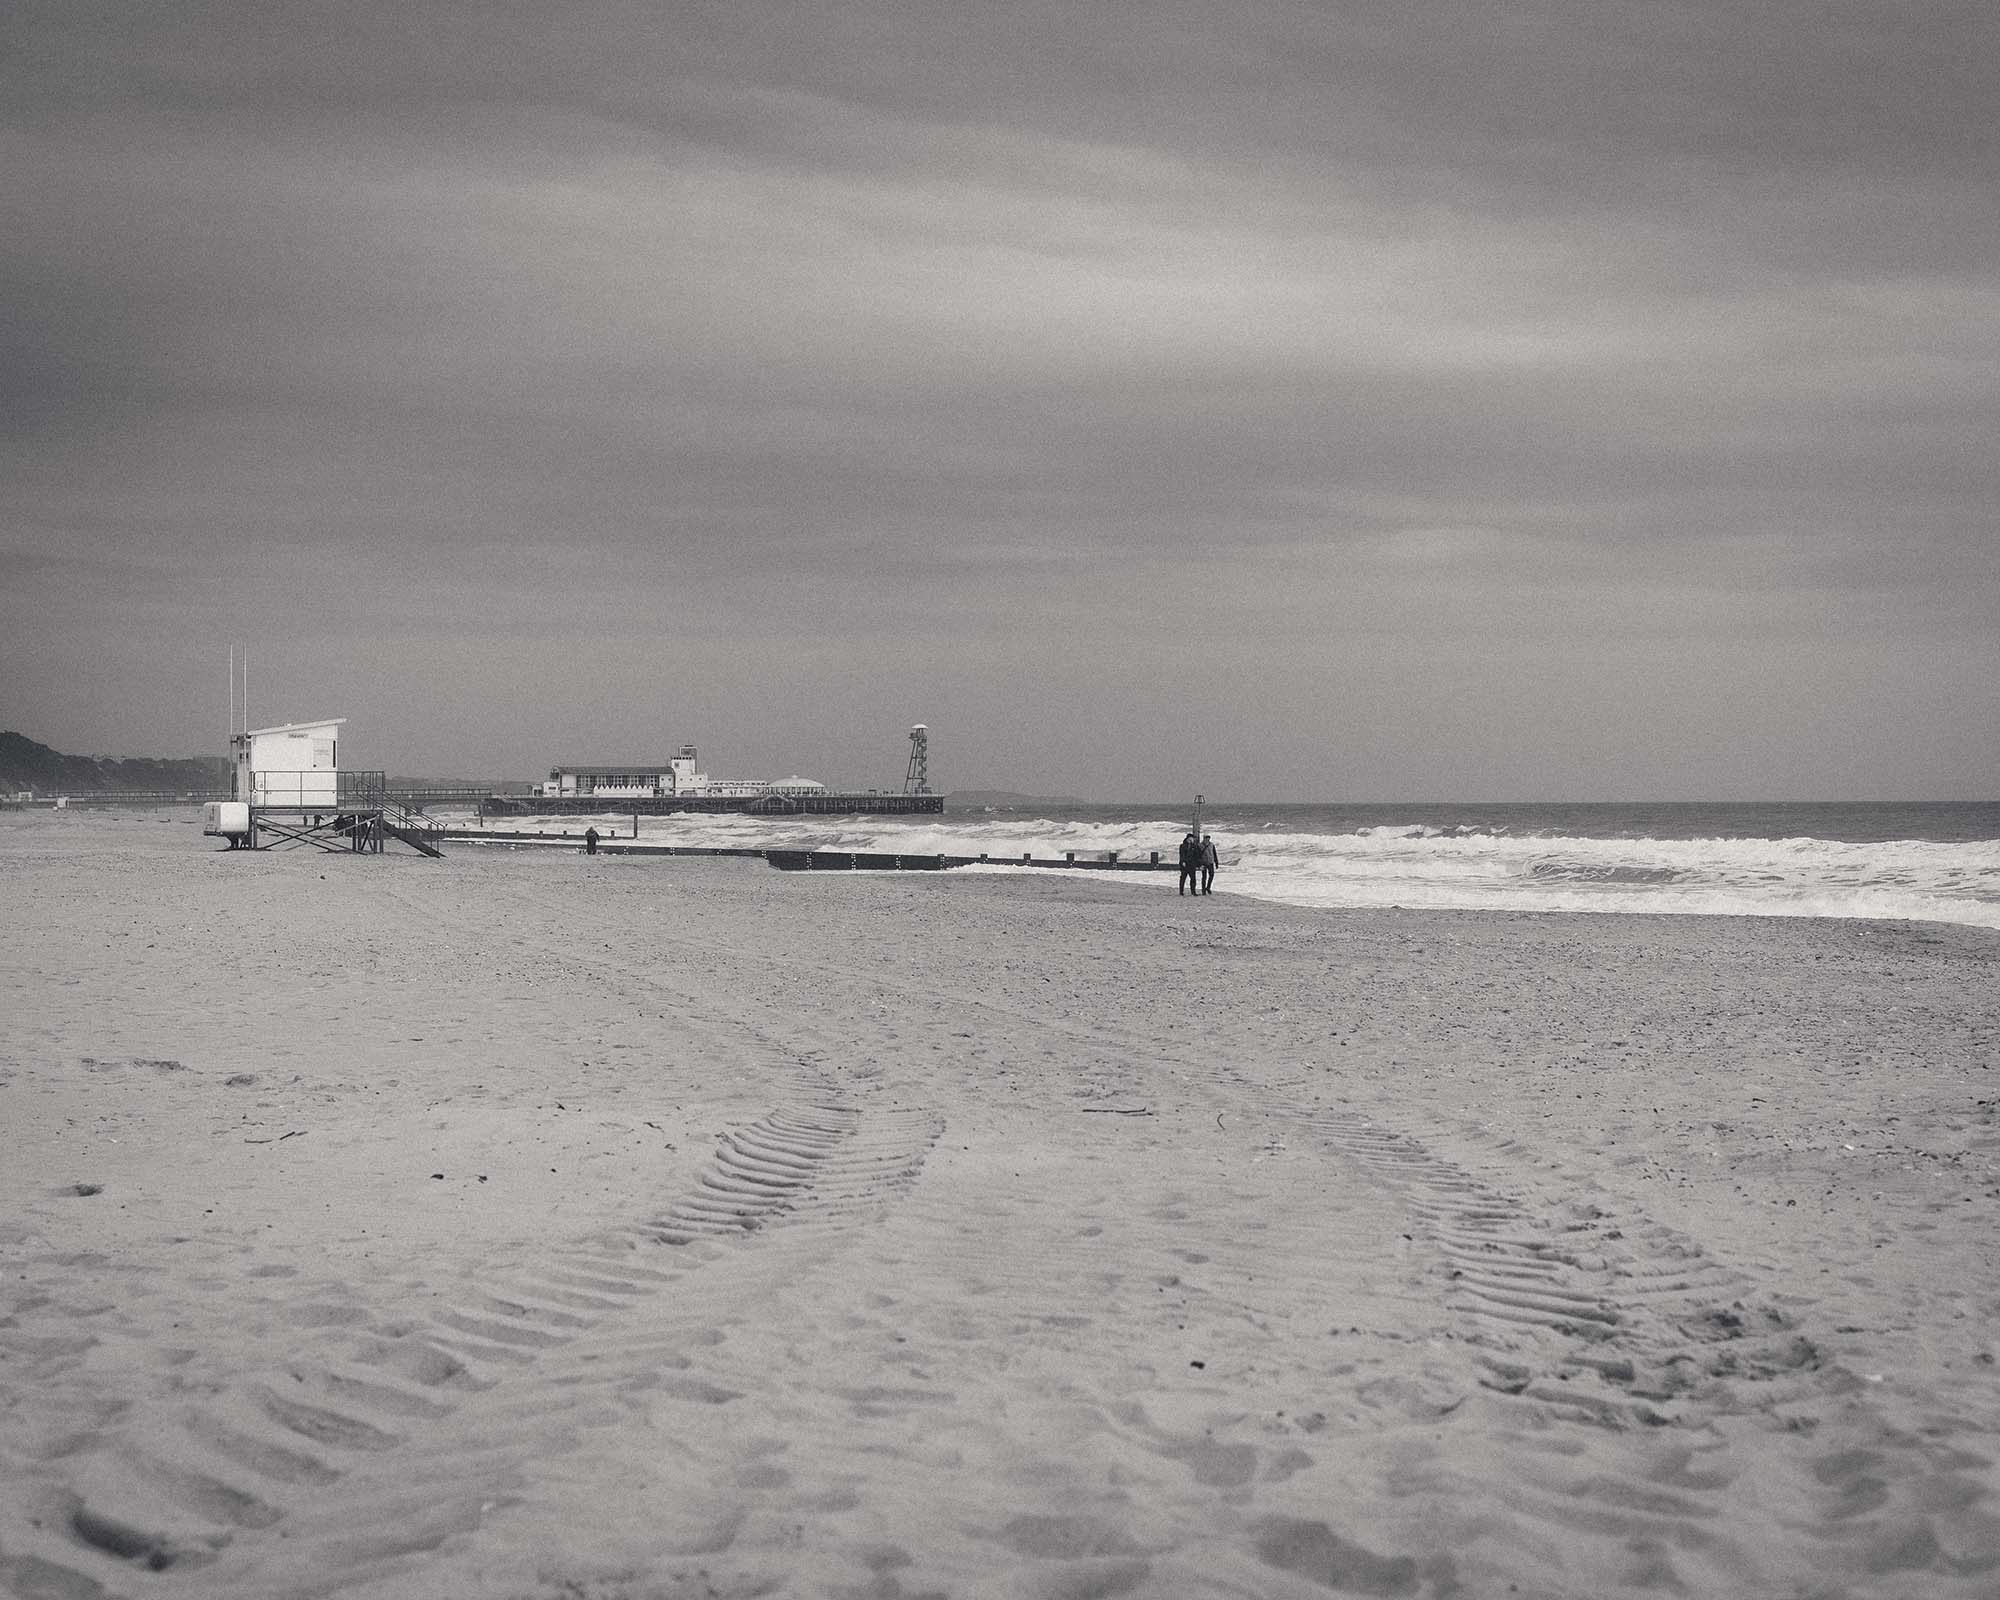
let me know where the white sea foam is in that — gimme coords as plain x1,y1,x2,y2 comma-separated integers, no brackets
458,809,2000,930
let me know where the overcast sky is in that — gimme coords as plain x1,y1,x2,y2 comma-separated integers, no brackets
3,1,1995,798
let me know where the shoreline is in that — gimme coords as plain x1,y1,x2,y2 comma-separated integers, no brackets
15,800,2000,936
5,816,1999,1596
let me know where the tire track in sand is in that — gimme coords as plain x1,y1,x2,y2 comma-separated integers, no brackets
1307,1113,1821,1423
1,1022,940,1600
614,904,1817,1415
427,872,1835,1436
1291,1109,2000,1595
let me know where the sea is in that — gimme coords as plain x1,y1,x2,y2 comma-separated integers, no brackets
480,800,2000,933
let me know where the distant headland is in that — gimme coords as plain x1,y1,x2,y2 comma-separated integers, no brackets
0,732,229,797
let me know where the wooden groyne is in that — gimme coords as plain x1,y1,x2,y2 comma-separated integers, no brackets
763,850,1178,874
430,830,1178,873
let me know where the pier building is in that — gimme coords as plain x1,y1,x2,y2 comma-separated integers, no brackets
511,741,931,815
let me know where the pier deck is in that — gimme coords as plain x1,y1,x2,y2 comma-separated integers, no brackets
481,793,943,818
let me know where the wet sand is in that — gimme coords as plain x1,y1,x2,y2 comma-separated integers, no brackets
4,809,1999,1598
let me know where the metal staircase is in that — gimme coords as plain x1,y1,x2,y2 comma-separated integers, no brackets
380,801,446,857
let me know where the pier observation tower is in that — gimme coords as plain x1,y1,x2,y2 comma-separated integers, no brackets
904,725,931,795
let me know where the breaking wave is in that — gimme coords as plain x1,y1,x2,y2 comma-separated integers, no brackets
461,807,2000,932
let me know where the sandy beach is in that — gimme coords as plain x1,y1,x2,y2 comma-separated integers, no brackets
4,809,1999,1599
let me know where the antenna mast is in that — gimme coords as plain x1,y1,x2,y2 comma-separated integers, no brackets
227,644,250,736
228,644,248,800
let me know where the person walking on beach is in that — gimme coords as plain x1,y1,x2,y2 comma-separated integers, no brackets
1178,830,1201,895
1199,832,1219,894
584,825,600,856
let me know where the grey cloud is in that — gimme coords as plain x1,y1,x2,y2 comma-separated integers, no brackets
3,0,1995,794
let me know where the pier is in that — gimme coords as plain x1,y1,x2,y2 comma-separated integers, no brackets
480,792,944,818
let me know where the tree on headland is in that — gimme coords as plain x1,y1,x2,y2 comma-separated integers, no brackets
0,732,231,796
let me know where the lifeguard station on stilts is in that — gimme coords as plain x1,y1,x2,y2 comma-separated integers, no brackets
204,650,442,856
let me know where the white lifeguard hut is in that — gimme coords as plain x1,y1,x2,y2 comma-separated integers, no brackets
205,649,439,855
233,718,344,807
204,713,439,856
